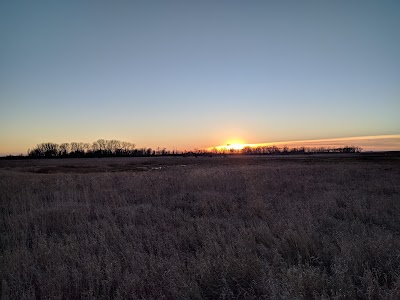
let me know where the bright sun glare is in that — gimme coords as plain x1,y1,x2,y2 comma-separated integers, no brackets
222,139,247,150
227,143,245,150
207,139,251,151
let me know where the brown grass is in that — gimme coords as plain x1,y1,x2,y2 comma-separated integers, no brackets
1,155,400,299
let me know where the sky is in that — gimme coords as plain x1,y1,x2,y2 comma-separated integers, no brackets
1,0,399,155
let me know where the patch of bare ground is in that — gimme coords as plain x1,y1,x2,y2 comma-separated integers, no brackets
1,154,400,299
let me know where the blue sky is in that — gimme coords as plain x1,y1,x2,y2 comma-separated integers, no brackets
1,0,399,154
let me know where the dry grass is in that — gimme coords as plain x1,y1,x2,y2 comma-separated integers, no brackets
1,155,400,299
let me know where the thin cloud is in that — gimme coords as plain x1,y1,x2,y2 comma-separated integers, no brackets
210,135,400,151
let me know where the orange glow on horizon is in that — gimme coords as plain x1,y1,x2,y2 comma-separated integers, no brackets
227,144,245,150
207,135,400,152
210,142,272,152
214,139,248,151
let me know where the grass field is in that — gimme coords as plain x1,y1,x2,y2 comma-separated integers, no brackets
1,154,400,299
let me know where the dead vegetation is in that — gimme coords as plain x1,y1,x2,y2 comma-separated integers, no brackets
1,155,400,299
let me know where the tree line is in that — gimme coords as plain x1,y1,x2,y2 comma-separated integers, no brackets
24,139,362,158
27,139,168,158
201,145,361,156
238,145,362,155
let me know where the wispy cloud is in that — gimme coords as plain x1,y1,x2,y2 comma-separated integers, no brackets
210,135,400,151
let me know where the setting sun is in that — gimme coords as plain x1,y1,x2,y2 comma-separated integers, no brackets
226,143,246,150
209,139,249,151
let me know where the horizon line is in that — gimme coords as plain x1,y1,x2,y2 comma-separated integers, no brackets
208,134,400,151
1,134,400,156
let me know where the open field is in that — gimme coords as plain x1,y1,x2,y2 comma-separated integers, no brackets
1,154,400,299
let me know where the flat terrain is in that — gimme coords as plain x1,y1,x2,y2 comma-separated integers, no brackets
1,154,400,299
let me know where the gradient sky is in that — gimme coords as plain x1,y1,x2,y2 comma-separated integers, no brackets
1,0,399,155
